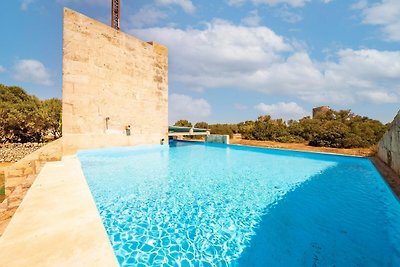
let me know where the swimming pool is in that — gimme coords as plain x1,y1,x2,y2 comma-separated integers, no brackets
78,141,400,266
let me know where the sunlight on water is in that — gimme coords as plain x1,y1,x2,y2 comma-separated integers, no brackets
78,142,400,267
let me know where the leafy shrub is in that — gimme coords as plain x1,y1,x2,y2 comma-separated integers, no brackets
177,108,388,149
0,84,62,143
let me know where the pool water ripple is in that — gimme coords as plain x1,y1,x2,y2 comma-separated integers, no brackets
78,142,400,266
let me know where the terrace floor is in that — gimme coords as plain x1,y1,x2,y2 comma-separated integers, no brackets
230,139,372,157
0,157,118,267
0,142,398,266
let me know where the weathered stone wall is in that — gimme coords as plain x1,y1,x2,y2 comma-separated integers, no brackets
62,8,168,155
378,111,400,176
206,135,230,144
1,139,62,235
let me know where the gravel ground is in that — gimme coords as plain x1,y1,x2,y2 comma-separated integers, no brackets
0,143,45,163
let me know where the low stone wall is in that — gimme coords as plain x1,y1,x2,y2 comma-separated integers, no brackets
206,135,230,144
378,111,400,175
0,139,62,235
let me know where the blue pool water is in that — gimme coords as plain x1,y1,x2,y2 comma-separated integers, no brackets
78,141,400,266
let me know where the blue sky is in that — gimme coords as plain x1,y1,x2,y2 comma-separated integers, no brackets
0,0,399,124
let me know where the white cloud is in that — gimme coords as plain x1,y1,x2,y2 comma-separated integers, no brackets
274,7,303,23
358,0,400,41
227,0,310,8
352,0,368,10
255,102,308,120
156,0,195,13
241,10,262,27
13,59,53,86
0,65,5,73
130,20,291,80
357,91,399,104
169,94,211,123
131,21,400,106
128,6,168,28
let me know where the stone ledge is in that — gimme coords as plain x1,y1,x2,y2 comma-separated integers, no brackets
0,139,63,236
0,158,119,266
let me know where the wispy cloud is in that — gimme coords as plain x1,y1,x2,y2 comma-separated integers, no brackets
0,65,5,73
13,59,53,86
356,0,400,42
275,7,303,23
20,0,35,10
241,10,262,26
255,101,308,120
128,6,168,28
357,91,399,104
169,94,211,123
156,0,196,14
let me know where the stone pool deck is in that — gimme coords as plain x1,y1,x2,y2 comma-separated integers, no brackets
0,146,398,266
0,157,118,267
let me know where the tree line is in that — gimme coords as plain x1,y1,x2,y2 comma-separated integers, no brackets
174,109,388,148
0,84,61,143
0,83,388,148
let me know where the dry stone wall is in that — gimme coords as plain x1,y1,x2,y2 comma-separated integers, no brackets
62,8,168,155
378,111,400,176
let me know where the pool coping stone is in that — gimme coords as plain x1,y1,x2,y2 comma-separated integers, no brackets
0,157,119,267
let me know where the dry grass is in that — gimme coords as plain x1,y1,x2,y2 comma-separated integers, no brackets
230,139,373,157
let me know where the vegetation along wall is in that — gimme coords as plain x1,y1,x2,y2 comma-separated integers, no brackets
62,8,168,155
378,111,400,176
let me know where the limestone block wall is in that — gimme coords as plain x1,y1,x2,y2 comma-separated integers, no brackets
206,135,230,144
0,139,62,235
378,111,400,176
62,8,168,155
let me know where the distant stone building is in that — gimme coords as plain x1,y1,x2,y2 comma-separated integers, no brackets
312,106,331,118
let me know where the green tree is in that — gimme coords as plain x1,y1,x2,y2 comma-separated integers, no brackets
309,120,351,148
194,122,209,129
236,108,387,148
0,84,62,143
0,85,42,142
251,116,293,142
238,120,255,139
174,119,192,127
208,124,238,138
41,98,62,138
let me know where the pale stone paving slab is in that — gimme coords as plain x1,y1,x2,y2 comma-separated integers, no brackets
0,157,119,267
